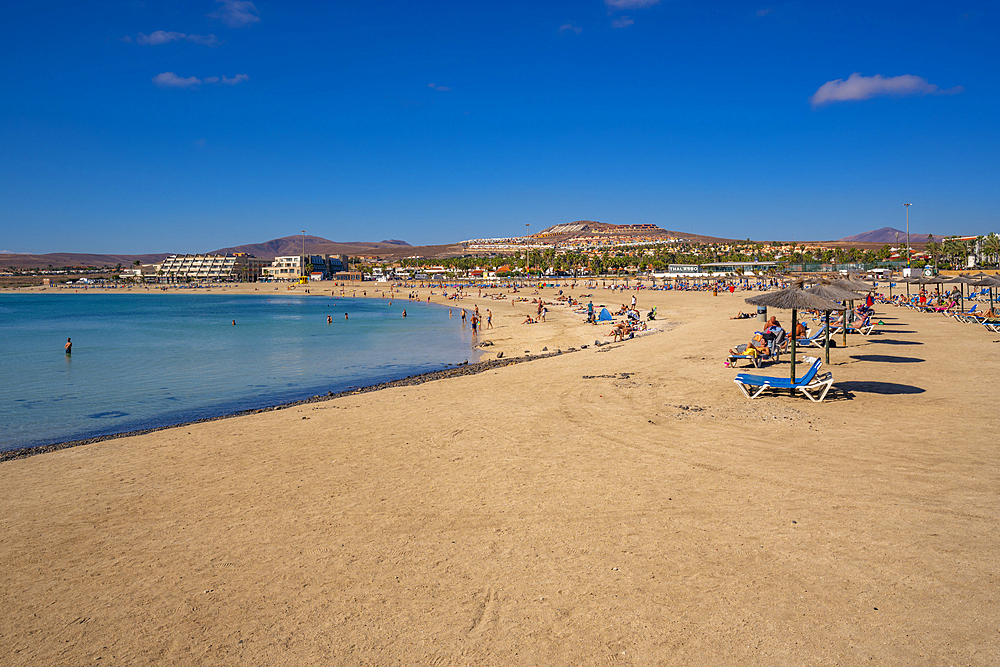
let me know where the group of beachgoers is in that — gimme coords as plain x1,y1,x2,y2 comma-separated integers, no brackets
593,294,653,341
726,298,881,367
450,305,493,333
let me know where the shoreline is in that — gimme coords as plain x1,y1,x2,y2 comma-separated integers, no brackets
0,350,574,463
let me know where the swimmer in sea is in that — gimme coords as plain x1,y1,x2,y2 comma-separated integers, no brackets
65,337,72,354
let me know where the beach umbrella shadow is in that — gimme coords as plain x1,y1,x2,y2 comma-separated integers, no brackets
849,354,925,363
835,381,925,395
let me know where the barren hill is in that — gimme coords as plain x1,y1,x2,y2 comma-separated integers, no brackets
208,235,460,261
0,252,172,271
837,227,943,244
532,220,735,245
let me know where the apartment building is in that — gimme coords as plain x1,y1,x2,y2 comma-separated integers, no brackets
156,254,269,282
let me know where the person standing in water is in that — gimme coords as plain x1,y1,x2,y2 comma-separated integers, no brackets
64,337,72,354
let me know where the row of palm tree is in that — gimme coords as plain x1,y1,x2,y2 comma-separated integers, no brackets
923,233,1000,270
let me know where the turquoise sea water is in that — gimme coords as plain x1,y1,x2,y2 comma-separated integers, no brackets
0,292,476,452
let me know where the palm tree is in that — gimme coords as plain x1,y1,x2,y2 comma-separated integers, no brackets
942,237,968,269
925,240,941,271
982,233,1000,267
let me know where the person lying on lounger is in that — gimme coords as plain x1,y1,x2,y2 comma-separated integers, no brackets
729,333,770,359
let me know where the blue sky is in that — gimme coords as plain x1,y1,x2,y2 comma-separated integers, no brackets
2,1,997,253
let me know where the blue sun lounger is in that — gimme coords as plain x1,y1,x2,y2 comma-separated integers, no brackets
831,314,875,336
796,324,829,348
733,357,834,402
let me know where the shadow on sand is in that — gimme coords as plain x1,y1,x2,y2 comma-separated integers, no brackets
871,339,923,346
850,354,924,363
835,381,925,395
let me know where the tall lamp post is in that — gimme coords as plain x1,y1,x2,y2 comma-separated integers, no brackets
525,223,530,277
903,204,912,268
301,230,307,277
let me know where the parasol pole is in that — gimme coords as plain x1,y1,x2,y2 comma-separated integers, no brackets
790,308,798,383
824,310,831,365
843,301,849,348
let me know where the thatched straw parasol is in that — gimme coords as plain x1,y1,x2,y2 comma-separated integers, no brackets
830,278,872,347
745,281,841,382
971,276,1000,313
835,275,876,292
946,274,977,311
805,281,857,364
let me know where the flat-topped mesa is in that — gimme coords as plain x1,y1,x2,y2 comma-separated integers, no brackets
534,221,664,237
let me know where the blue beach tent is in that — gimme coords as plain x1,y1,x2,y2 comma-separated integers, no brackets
597,307,613,322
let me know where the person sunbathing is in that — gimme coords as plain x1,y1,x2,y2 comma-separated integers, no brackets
729,333,770,360
607,322,630,341
522,315,536,324
730,311,752,319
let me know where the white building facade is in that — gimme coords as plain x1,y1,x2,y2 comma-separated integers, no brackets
156,254,269,282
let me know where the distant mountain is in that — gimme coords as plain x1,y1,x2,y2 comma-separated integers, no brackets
207,234,417,259
532,220,735,245
209,234,340,259
0,235,456,270
837,227,944,244
208,235,462,261
0,252,172,270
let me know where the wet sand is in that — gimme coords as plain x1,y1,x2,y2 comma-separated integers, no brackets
2,284,998,665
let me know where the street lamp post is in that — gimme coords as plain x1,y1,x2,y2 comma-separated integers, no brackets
903,204,912,268
525,223,530,277
301,230,307,277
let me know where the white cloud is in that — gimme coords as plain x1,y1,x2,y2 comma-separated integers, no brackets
810,73,963,106
559,23,582,34
186,34,220,46
153,72,201,88
756,7,774,17
138,30,185,45
605,0,659,9
136,31,219,46
428,83,451,92
209,0,260,27
611,16,634,28
153,72,249,88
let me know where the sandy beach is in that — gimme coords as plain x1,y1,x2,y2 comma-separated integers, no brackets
2,283,998,665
